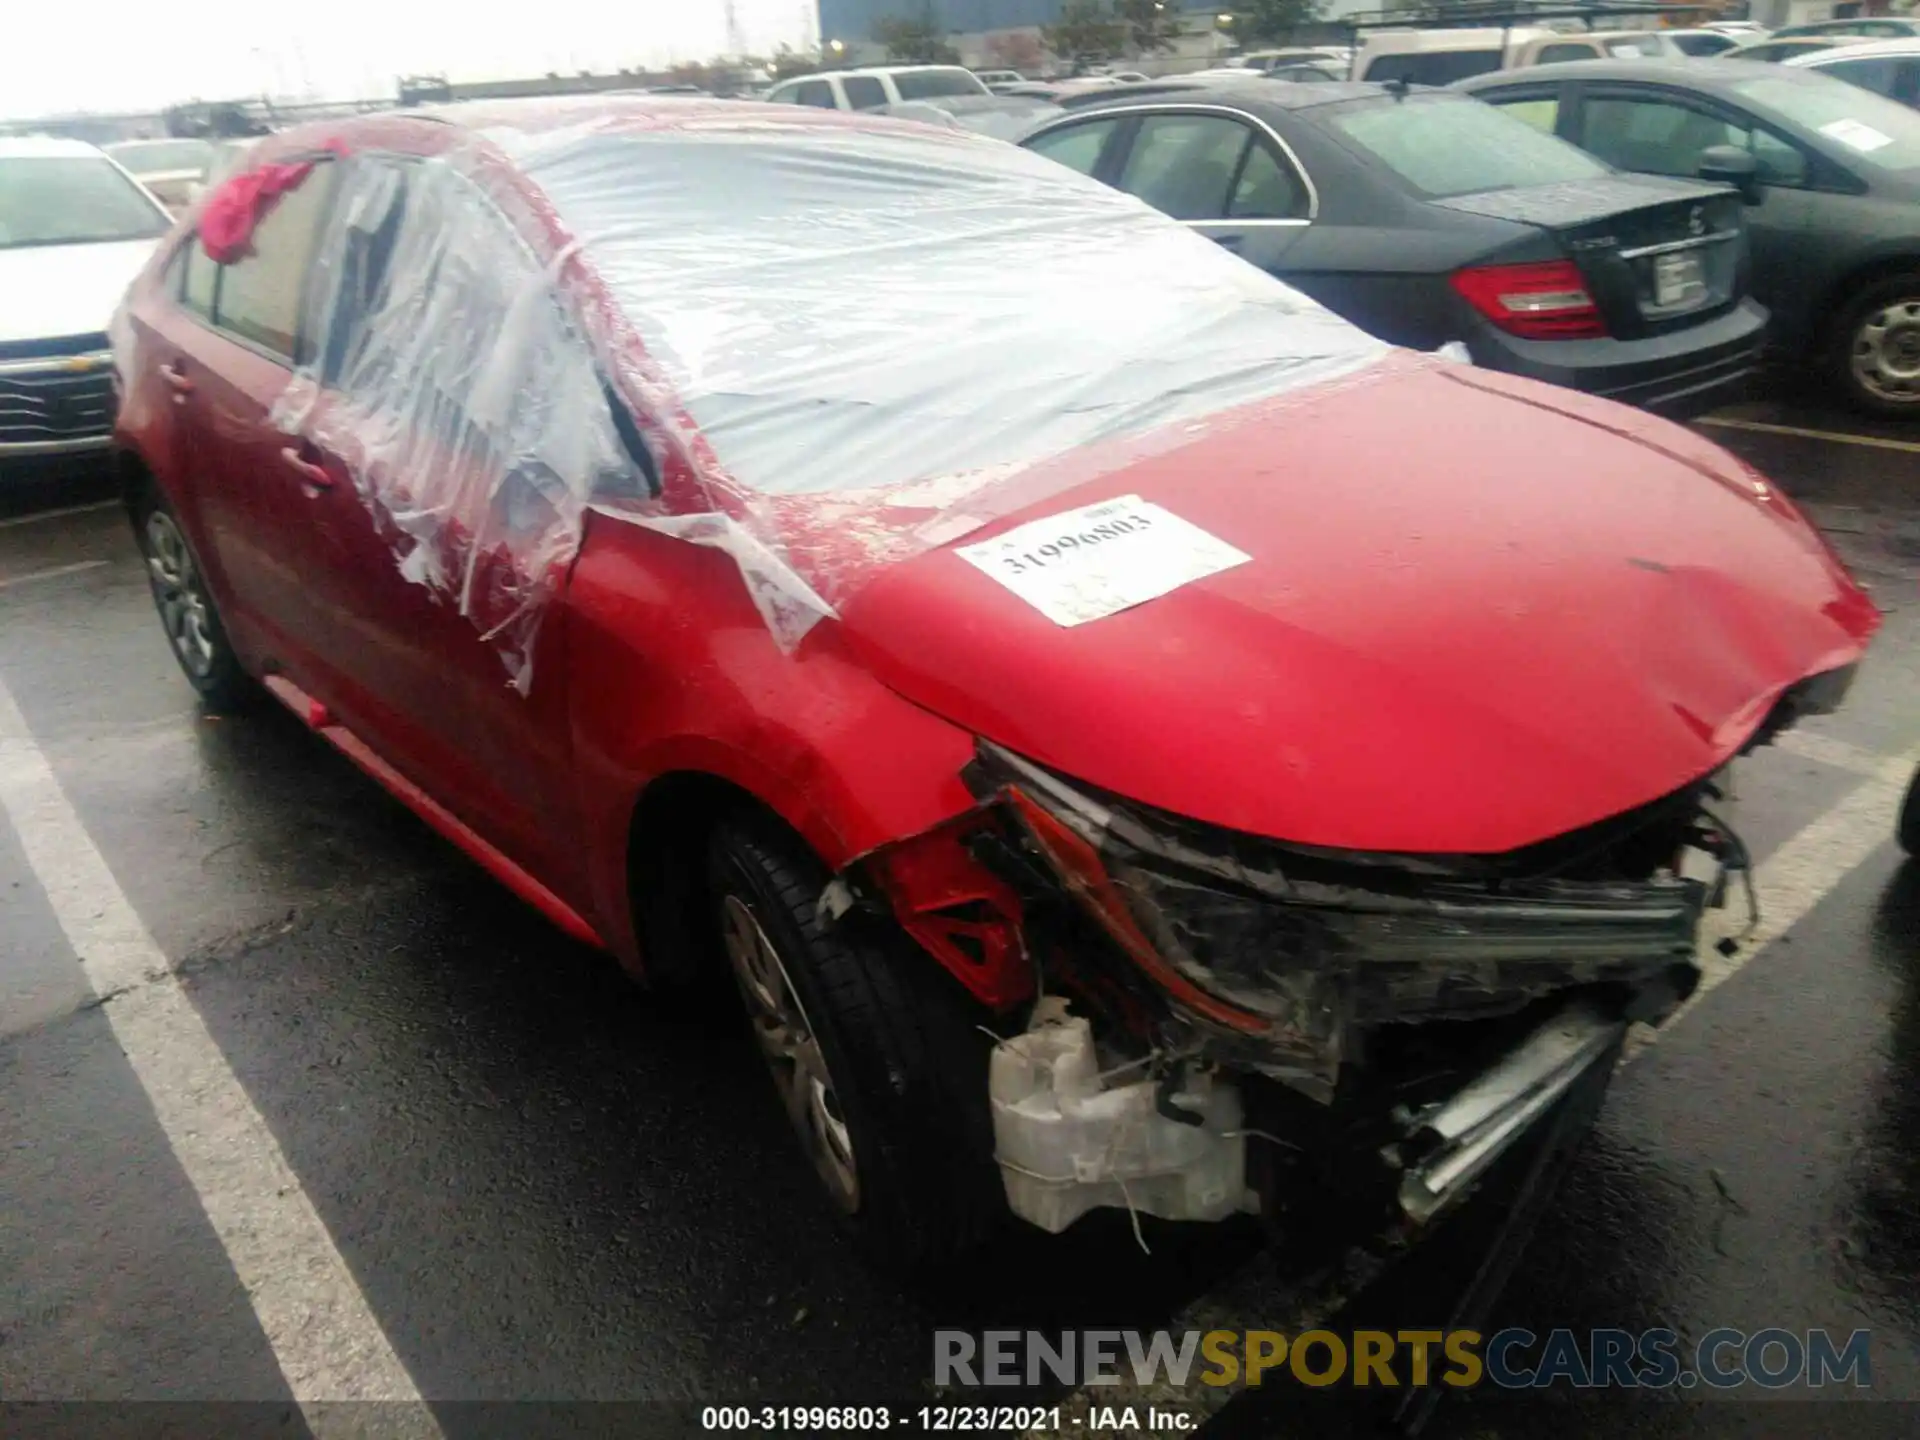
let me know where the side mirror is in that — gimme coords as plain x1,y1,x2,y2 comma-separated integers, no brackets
1698,144,1762,205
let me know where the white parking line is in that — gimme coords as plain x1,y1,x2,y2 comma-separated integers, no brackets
0,672,443,1437
1696,415,1920,455
1039,734,1917,1438
0,559,110,590
1773,727,1886,777
0,500,119,530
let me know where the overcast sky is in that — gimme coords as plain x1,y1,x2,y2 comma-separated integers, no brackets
4,0,813,119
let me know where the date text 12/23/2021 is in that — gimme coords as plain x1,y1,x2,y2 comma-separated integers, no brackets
699,1407,1196,1433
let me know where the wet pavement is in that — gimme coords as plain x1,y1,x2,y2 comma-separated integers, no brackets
4,383,1920,1437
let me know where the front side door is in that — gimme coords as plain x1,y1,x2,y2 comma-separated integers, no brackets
1566,84,1818,314
282,155,617,892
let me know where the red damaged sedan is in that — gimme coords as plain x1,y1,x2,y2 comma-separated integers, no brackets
112,98,1877,1275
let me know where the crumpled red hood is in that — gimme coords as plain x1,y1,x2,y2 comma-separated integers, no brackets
832,362,1879,854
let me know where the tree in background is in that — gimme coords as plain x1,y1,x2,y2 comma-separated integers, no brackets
985,30,1047,74
1043,0,1127,64
1117,0,1185,54
766,44,822,80
1229,0,1325,46
873,14,963,65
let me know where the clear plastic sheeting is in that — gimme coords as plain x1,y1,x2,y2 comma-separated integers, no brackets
504,112,1387,645
272,105,1388,676
275,154,636,691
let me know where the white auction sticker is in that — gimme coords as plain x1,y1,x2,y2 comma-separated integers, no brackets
1820,117,1894,153
954,495,1251,627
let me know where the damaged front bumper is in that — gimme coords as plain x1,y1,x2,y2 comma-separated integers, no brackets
955,739,1739,1238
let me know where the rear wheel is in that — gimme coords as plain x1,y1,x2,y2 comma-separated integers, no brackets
708,814,1006,1276
1832,274,1920,417
134,482,254,710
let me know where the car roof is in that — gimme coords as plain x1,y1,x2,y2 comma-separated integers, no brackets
413,93,894,135
773,65,975,82
0,135,110,160
1786,36,1920,64
1049,77,1390,115
1457,54,1802,91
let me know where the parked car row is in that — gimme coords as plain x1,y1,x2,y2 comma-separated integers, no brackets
1020,79,1765,415
1461,59,1920,414
106,94,1878,1279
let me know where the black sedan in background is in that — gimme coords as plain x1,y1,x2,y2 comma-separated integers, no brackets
1461,59,1920,416
1018,81,1766,416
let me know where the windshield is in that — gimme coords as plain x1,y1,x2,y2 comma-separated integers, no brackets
514,125,1381,497
0,157,168,248
1732,71,1920,171
892,68,990,100
1329,93,1609,198
105,139,215,175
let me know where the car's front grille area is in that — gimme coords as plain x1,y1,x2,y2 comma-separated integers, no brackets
0,366,116,445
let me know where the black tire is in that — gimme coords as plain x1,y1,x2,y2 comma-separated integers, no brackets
132,479,256,710
708,813,1007,1277
1830,273,1920,419
1899,768,1920,857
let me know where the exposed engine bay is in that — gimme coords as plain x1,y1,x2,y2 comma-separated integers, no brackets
840,668,1854,1239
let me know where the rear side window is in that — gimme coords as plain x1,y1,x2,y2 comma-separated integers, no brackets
180,239,218,319
1537,42,1600,64
213,163,335,360
1230,143,1309,219
1819,56,1906,100
841,75,887,109
1330,94,1607,197
893,68,988,100
1118,115,1252,219
1024,118,1120,175
1604,36,1668,58
1363,50,1505,85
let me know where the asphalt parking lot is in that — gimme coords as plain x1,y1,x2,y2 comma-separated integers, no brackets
4,381,1920,1439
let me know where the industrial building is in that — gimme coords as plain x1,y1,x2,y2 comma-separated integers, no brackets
816,0,1240,68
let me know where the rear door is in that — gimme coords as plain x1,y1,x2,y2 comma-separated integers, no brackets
1024,107,1313,270
1565,83,1817,309
161,160,345,678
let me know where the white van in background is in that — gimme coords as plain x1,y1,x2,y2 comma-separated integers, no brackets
763,66,989,111
1354,28,1557,84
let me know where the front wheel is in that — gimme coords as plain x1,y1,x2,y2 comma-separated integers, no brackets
708,815,1007,1277
1832,274,1920,418
1898,767,1920,857
134,482,254,710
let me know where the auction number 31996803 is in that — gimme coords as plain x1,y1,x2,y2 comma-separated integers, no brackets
700,1406,1070,1432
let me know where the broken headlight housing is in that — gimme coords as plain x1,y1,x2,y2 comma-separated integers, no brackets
970,741,1716,1099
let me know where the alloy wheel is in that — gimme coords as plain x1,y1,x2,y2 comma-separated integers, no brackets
1850,299,1920,405
720,892,861,1213
144,510,217,679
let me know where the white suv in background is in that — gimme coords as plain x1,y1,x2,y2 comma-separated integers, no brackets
0,137,171,463
764,66,989,110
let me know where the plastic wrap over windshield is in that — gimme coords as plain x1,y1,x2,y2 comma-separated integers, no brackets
279,110,1386,678
501,113,1387,646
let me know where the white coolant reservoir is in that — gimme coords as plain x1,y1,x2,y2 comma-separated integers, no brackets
988,998,1256,1234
